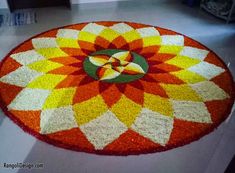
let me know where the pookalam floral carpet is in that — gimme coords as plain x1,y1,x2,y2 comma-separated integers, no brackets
0,21,234,155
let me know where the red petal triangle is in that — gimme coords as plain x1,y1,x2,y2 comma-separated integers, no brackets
0,82,22,105
9,110,41,132
103,129,162,154
69,68,85,75
129,39,143,51
60,48,87,57
50,56,81,65
140,74,158,83
147,60,162,66
0,57,21,77
101,84,122,108
151,73,185,84
73,81,99,104
140,46,160,54
211,71,234,95
120,43,130,50
99,81,113,93
149,53,176,62
12,40,33,54
124,85,144,105
111,36,128,48
115,83,126,93
205,99,233,124
79,76,95,86
129,80,144,90
94,36,110,49
167,119,211,146
46,128,94,150
148,66,167,73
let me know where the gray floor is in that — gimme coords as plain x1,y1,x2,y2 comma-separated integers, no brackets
0,1,235,173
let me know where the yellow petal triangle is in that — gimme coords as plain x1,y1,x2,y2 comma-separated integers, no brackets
111,95,142,127
124,62,145,74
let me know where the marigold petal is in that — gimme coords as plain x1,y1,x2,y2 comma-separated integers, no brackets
99,68,120,80
123,62,145,74
89,55,109,66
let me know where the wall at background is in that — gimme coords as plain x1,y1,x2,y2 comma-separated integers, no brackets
0,0,127,9
71,0,127,3
71,0,177,3
0,0,176,9
0,0,8,9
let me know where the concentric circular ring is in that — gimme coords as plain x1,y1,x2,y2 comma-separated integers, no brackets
0,21,234,155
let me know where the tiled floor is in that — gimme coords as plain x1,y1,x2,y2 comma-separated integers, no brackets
0,1,234,173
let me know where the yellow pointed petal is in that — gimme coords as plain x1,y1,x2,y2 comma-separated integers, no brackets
27,74,66,89
27,60,62,73
122,30,141,42
115,66,124,73
78,31,97,43
111,95,142,127
142,36,161,47
124,62,145,74
100,68,120,80
36,48,68,59
166,55,200,69
108,57,116,63
99,28,120,42
112,51,130,61
102,64,112,69
171,70,206,84
144,93,173,117
161,84,203,101
56,38,80,48
73,95,108,125
89,56,108,66
43,87,76,109
158,45,183,54
120,61,129,65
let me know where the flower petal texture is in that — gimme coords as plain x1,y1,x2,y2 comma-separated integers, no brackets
0,22,234,155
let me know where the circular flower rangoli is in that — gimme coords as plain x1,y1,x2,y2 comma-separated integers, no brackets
0,21,234,155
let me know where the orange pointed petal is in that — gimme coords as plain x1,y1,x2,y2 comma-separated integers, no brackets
46,128,94,150
0,82,23,105
151,73,185,84
104,129,162,154
167,119,210,146
73,81,99,104
12,40,33,54
48,66,79,75
140,46,160,54
101,85,122,108
60,48,87,57
95,36,110,49
204,51,224,68
50,56,81,65
148,53,176,62
0,57,21,77
111,36,128,48
10,110,41,132
184,36,205,49
78,40,96,52
55,75,85,88
129,39,143,51
124,85,144,105
205,99,232,124
211,71,234,94
155,63,182,72
141,80,168,98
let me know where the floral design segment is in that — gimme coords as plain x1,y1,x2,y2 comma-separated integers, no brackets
0,22,233,155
